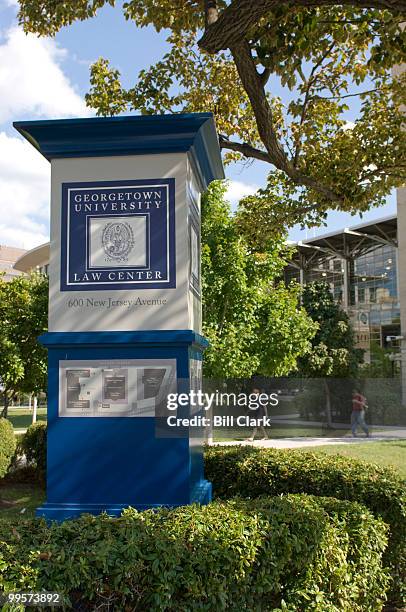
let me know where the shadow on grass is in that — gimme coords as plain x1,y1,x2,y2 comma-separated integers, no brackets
7,409,47,430
0,481,45,521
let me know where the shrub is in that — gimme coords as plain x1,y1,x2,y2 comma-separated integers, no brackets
0,418,16,478
0,494,389,611
294,380,326,421
362,379,405,426
204,445,406,606
19,422,46,482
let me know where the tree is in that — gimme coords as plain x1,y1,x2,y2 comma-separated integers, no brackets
201,181,317,378
16,1,406,233
299,281,361,378
297,280,362,425
0,274,48,418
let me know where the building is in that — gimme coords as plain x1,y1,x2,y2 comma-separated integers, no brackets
13,243,49,277
0,245,27,281
285,215,400,364
393,60,406,399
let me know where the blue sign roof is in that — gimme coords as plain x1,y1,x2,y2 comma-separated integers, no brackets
13,113,224,190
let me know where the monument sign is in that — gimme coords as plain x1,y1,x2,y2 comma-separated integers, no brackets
14,114,224,520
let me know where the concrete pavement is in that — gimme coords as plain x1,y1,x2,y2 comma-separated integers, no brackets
211,432,406,449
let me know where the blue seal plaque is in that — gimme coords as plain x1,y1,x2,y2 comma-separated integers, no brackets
60,178,176,291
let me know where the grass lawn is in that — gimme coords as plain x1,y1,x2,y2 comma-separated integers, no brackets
308,441,406,479
7,407,47,430
0,482,45,521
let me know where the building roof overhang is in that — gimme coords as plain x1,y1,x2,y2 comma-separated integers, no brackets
289,215,397,262
14,243,50,273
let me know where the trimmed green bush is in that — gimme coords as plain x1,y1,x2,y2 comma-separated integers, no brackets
19,421,46,482
0,494,389,611
0,418,16,478
205,445,406,605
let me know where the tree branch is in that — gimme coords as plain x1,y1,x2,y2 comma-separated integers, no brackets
260,67,272,86
198,0,406,54
230,40,344,203
219,135,273,162
293,41,336,166
360,164,406,180
320,88,381,99
230,41,291,167
278,199,340,222
318,19,383,23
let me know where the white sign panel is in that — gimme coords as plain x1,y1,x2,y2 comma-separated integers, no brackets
59,359,176,417
89,216,148,268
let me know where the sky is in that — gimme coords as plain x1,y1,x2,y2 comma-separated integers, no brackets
0,0,397,250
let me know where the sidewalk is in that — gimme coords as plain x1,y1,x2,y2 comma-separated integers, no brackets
270,413,406,431
211,432,406,449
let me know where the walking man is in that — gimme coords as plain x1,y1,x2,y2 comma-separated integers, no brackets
351,388,370,437
247,387,269,441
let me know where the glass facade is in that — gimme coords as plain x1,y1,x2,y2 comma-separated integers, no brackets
349,243,400,358
303,253,345,304
285,217,400,366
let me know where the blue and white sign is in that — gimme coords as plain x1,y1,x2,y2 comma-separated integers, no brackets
61,179,176,291
14,114,224,520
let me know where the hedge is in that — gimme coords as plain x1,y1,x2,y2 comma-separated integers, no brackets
204,445,406,606
0,418,16,479
0,494,389,611
18,421,47,483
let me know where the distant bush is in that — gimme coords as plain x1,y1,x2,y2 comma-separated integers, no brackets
294,380,326,420
293,378,406,426
205,445,406,606
0,494,389,611
0,418,16,478
362,379,405,426
19,422,46,483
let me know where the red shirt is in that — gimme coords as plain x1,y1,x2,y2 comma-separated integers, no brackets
352,393,366,411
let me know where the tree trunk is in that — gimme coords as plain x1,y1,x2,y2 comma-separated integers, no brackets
324,379,333,428
229,40,344,203
32,396,38,425
199,0,406,54
1,394,9,419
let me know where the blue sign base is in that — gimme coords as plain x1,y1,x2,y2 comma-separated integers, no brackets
36,331,211,522
36,481,212,521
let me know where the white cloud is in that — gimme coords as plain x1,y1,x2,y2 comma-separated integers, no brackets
225,180,259,209
0,26,90,123
0,22,93,249
0,131,50,249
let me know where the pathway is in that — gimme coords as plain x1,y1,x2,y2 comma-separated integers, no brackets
211,432,406,449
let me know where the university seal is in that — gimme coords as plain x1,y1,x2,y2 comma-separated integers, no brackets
102,222,135,263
